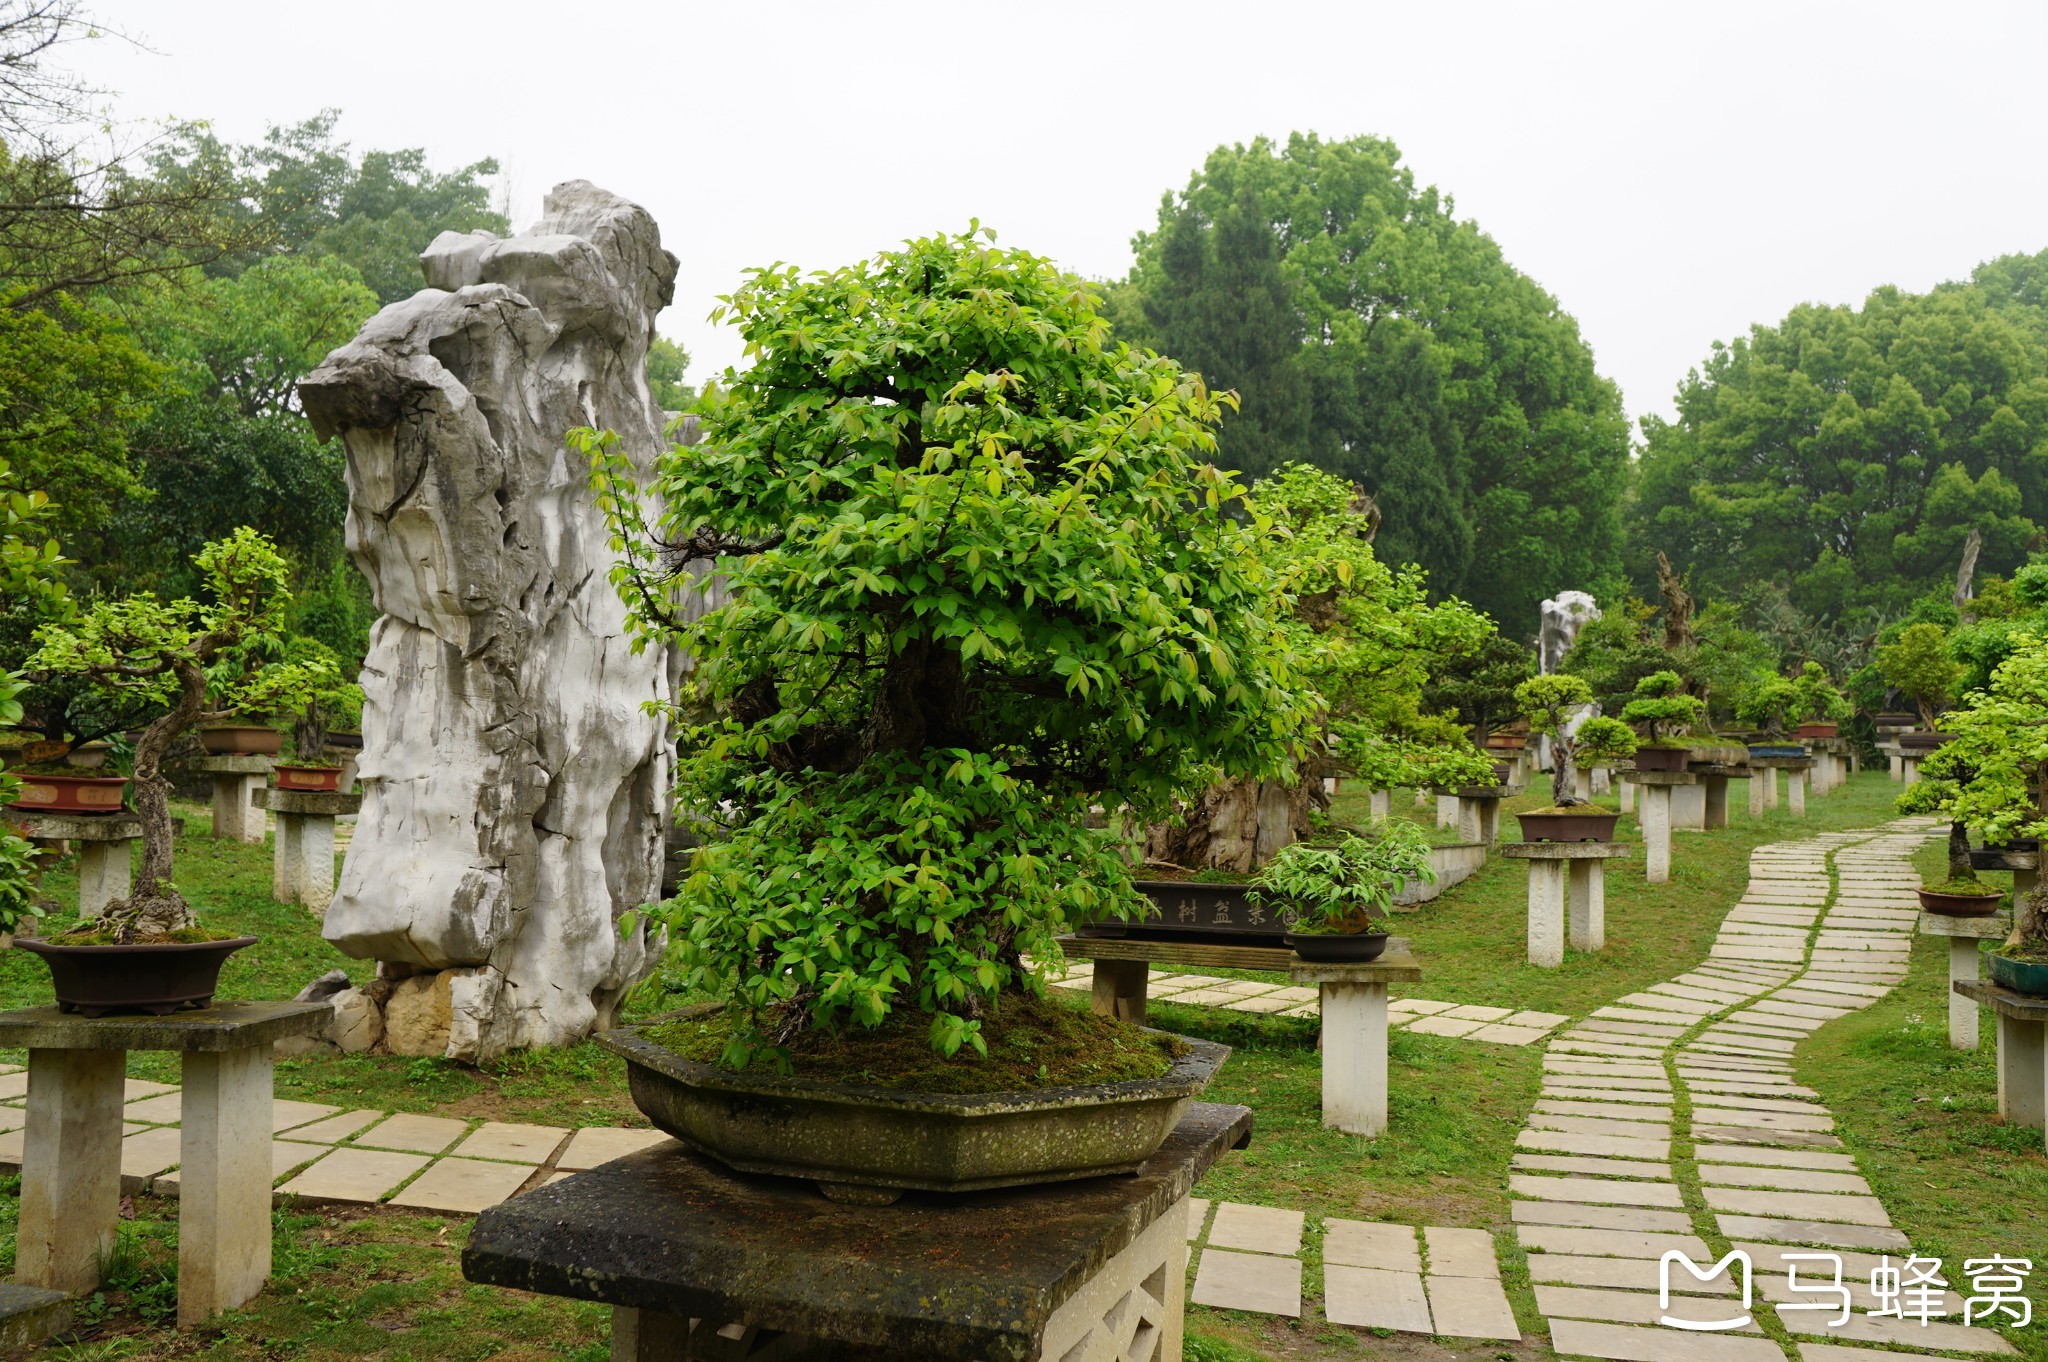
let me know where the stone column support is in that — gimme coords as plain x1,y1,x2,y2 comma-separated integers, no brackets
1924,911,2011,1051
1590,765,1611,795
1902,755,1923,787
1435,794,1458,830
1788,769,1808,817
1623,774,1694,885
76,840,132,918
15,1048,123,1295
1090,959,1149,1026
1617,777,1635,815
1368,789,1390,821
1671,782,1706,832
1701,774,1738,830
1762,766,1780,811
254,789,359,914
1316,980,1388,1136
178,1047,274,1326
1524,860,1566,968
1996,1012,2046,1131
1749,770,1768,819
1889,751,1904,781
1570,859,1606,951
198,756,273,844
1505,842,1628,966
1572,767,1592,803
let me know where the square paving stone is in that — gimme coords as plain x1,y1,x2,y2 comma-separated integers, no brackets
1160,988,1239,1005
1323,1218,1420,1271
1389,998,1456,1015
1545,1058,1667,1079
1186,1197,1210,1240
1223,995,1300,1014
1422,1275,1518,1339
1503,1010,1568,1028
1510,1202,1692,1233
556,1126,676,1170
1739,1244,1964,1313
1516,1226,1711,1260
123,1091,182,1124
357,1113,469,1155
1796,1341,2001,1362
153,1139,329,1194
120,1126,183,1185
1697,1164,1871,1195
1694,1125,1843,1151
1541,1087,1676,1108
1511,1175,1682,1208
1536,1284,1762,1330
1533,1100,1675,1124
273,1100,342,1133
0,1071,28,1100
1695,1144,1856,1171
1208,1201,1304,1255
1712,1214,1907,1252
1404,1016,1483,1038
1423,1225,1499,1278
1547,1318,1783,1362
388,1156,536,1213
1704,1188,1889,1226
278,1147,432,1204
1526,1251,1738,1293
123,1079,178,1101
451,1121,569,1165
1190,1248,1301,1316
1324,1265,1431,1332
1529,1116,1673,1141
0,1106,23,1133
1518,1129,1669,1161
1471,1024,1551,1045
1441,1004,1514,1021
1215,979,1281,996
283,1109,385,1144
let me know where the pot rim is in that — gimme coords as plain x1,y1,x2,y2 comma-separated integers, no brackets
16,935,257,955
598,1022,1227,1115
273,762,345,772
15,772,128,783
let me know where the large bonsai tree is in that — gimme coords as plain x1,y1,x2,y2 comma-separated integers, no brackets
1421,630,1535,746
0,453,64,931
1877,622,1961,728
1901,633,2048,939
585,230,1314,1065
29,528,331,937
1514,675,1637,807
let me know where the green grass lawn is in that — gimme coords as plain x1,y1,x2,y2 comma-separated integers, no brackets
5,774,2038,1361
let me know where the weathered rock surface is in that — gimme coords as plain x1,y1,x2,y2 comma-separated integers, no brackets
299,181,675,1061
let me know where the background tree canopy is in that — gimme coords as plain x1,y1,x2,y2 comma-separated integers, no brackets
1115,132,1631,630
1631,249,2048,628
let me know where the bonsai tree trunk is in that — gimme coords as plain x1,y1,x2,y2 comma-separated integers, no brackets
1551,735,1578,807
294,703,328,764
108,659,204,938
1947,822,1975,883
2008,877,2048,957
1144,776,1321,874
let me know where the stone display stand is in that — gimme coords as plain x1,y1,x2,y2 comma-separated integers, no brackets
1502,842,1632,966
1808,738,1850,795
1434,784,1518,848
1367,788,1391,821
1670,780,1707,831
1953,981,2048,1150
1747,755,1815,818
1616,770,1635,815
0,1002,329,1324
252,788,360,913
464,1102,1254,1362
1688,763,1749,830
1290,952,1424,1137
1878,742,1905,782
196,756,273,845
1620,771,1695,884
1921,911,2012,1050
3,811,141,918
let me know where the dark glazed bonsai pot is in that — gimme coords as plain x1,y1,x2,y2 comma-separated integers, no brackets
199,725,281,756
1631,747,1690,773
1989,952,2048,998
1916,887,2004,918
6,773,128,814
1747,744,1806,759
1484,734,1527,751
16,937,257,1016
1516,810,1621,843
1284,930,1390,963
598,1025,1229,1202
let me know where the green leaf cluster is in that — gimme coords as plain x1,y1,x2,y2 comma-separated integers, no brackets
1248,823,1435,933
589,228,1317,1063
1619,670,1706,745
1876,622,1963,722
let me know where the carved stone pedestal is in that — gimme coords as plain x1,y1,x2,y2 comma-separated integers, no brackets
1503,842,1631,965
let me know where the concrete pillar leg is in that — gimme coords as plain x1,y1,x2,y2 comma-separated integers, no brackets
1569,860,1605,952
1788,770,1808,818
1479,800,1500,847
178,1047,273,1326
611,1306,689,1361
212,774,265,844
1763,768,1780,811
1749,772,1767,819
1369,789,1390,821
1888,753,1904,782
1573,767,1592,803
1527,860,1566,967
1642,787,1673,884
1436,795,1459,829
16,1048,124,1294
75,840,131,918
2017,868,2038,902
1671,783,1706,832
1319,981,1388,1136
1948,938,1981,1050
1995,1014,2046,1131
1903,758,1921,788
1458,799,1481,844
272,814,299,903
1703,777,1729,830
1091,959,1149,1026
298,815,335,914
1849,750,1860,776
1590,765,1611,795
1618,779,1635,816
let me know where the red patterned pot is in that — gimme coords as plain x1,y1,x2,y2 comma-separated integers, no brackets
6,773,128,814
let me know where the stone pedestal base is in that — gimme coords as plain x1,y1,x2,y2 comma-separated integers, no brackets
1435,794,1458,829
1590,765,1611,795
1623,773,1693,885
1955,981,2048,1151
1617,778,1635,815
1438,787,1512,848
1317,980,1388,1136
1671,781,1706,831
1505,843,1629,966
2,812,140,918
1920,911,2010,1050
198,757,273,844
1788,769,1808,817
1368,789,1390,821
254,789,359,914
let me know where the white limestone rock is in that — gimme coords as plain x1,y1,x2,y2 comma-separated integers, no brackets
299,181,675,1061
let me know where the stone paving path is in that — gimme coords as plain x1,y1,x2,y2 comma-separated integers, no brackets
0,1080,672,1213
1047,962,1568,1044
1515,819,2021,1360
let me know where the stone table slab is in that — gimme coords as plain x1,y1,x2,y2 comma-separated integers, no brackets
463,1102,1253,1362
1,812,143,841
250,788,362,817
0,1001,331,1053
1954,978,2048,1020
194,756,275,776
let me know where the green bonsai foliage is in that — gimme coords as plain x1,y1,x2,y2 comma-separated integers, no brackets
1514,674,1622,808
584,229,1315,1067
0,832,46,935
1788,660,1852,727
1248,822,1434,934
252,636,360,763
1734,671,1798,740
1574,716,1639,767
1899,633,2048,959
1876,622,1961,728
1620,670,1705,747
29,528,329,938
1421,631,1534,746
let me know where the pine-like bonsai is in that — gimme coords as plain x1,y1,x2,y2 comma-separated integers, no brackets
1514,675,1636,808
1620,669,1706,747
1788,660,1853,728
585,230,1314,1068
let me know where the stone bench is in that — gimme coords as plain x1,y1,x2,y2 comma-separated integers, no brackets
196,756,273,844
1746,754,1815,818
251,788,361,913
1953,980,2048,1152
0,1002,329,1325
1060,934,1421,1137
464,1102,1254,1361
1502,841,1631,966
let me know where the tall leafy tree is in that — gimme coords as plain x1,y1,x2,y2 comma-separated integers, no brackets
1123,133,1628,624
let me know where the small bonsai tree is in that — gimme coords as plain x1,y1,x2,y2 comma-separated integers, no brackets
263,637,360,764
1901,633,2048,916
1248,821,1434,934
1620,669,1706,747
1788,660,1853,728
1734,671,1798,740
28,528,326,938
1876,623,1961,728
585,229,1314,1067
1515,675,1636,807
1421,631,1534,747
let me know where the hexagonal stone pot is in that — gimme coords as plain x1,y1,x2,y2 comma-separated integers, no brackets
598,1024,1229,1203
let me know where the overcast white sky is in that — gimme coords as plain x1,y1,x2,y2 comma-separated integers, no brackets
79,0,2048,432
